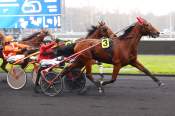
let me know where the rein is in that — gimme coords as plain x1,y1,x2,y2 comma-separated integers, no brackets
13,42,66,64
42,41,102,73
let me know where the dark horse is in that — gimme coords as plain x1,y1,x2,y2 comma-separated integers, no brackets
59,17,164,93
0,30,51,72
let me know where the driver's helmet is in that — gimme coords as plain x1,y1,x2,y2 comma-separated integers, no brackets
4,35,13,45
43,36,52,44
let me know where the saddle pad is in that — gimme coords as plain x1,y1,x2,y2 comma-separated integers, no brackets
40,59,61,67
7,55,25,64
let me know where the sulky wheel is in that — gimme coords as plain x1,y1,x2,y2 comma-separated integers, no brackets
7,66,27,90
32,68,38,84
40,72,63,96
63,68,86,93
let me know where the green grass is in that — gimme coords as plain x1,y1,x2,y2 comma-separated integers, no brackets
92,55,175,75
0,55,175,75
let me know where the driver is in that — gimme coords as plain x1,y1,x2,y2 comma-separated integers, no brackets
3,35,30,63
34,36,64,93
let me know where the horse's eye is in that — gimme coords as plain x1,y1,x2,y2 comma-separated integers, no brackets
145,23,149,27
102,28,107,32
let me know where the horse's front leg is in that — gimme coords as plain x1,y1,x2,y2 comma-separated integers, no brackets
130,60,164,86
21,58,29,69
60,62,83,78
85,61,96,83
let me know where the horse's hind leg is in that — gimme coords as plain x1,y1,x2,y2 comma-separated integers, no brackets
21,58,29,69
60,62,83,77
101,64,121,86
85,62,96,83
85,62,105,93
130,60,164,86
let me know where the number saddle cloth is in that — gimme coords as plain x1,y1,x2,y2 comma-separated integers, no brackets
101,38,113,57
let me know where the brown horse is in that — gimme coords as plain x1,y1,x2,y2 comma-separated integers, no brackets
0,29,52,72
60,17,164,93
18,30,52,48
54,21,116,57
85,21,116,39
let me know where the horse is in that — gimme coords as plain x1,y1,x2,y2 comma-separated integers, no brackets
0,29,52,72
85,21,116,39
18,30,52,48
53,21,116,80
59,17,164,93
54,21,116,57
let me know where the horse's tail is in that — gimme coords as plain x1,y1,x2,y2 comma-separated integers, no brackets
54,43,76,57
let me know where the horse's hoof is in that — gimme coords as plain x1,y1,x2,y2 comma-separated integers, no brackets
158,81,165,87
95,81,105,94
98,87,104,94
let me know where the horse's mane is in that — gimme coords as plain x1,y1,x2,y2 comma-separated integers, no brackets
119,23,135,39
86,25,98,38
22,31,41,41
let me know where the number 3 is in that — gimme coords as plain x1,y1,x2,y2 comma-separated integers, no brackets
102,38,110,48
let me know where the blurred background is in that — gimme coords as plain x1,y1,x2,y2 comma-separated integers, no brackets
2,0,175,38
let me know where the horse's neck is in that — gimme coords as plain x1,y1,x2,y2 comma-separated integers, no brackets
75,37,85,42
75,32,101,43
20,37,41,48
86,32,101,39
123,27,142,50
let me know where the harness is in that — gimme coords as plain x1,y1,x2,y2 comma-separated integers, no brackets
103,39,113,57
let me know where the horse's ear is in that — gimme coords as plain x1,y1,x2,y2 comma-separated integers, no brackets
41,29,49,34
136,17,144,25
42,29,47,32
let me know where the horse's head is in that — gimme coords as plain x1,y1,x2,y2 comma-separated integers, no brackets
98,21,116,38
136,17,160,38
20,29,52,48
86,21,116,39
37,29,52,40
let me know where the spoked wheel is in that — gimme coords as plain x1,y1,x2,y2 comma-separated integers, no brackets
30,61,39,84
32,66,39,84
7,66,26,89
63,68,86,93
40,72,63,96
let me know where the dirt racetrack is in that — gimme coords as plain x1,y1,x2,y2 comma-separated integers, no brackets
0,74,175,116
